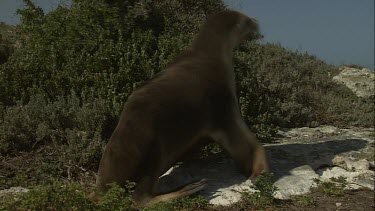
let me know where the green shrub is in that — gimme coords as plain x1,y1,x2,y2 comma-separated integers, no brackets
0,92,109,158
316,177,347,197
291,195,316,206
240,172,278,209
0,180,210,211
144,196,209,211
0,92,114,188
96,182,135,211
0,181,138,211
235,41,373,140
0,181,94,211
0,22,16,65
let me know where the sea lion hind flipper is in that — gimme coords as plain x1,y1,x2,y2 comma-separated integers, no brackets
137,178,207,207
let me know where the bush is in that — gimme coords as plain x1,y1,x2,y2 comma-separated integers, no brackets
0,22,16,65
0,92,115,188
143,196,209,211
0,181,136,211
1,181,94,210
96,182,135,210
316,177,347,197
0,0,224,106
240,173,278,209
1,92,110,158
234,42,373,140
0,180,210,211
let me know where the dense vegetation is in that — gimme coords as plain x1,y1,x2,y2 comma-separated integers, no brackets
0,0,373,209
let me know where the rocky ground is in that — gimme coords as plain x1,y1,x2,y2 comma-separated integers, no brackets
200,190,374,211
1,125,374,210
157,125,374,209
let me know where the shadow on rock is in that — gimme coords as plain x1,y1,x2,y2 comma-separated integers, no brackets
267,138,368,180
156,138,369,203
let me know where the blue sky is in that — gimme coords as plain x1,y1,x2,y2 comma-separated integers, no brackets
0,0,374,69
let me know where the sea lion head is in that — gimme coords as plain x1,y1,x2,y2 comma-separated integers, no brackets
205,10,260,46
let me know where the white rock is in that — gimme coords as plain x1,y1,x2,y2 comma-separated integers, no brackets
274,175,315,199
318,166,362,181
316,125,340,135
346,183,363,190
274,165,319,199
345,159,370,171
351,178,374,190
289,165,319,180
209,180,255,206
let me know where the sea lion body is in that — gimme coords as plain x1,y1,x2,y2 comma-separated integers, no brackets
94,10,268,207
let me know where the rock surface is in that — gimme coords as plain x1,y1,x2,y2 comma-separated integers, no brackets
158,126,374,205
273,165,319,199
333,66,374,98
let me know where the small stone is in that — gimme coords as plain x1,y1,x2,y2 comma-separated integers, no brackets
336,202,342,207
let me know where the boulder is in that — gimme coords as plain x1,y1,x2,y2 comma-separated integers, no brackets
333,66,374,98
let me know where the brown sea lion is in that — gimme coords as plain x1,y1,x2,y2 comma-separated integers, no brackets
92,10,268,207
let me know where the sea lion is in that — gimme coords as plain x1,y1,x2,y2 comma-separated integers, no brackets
92,10,268,207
